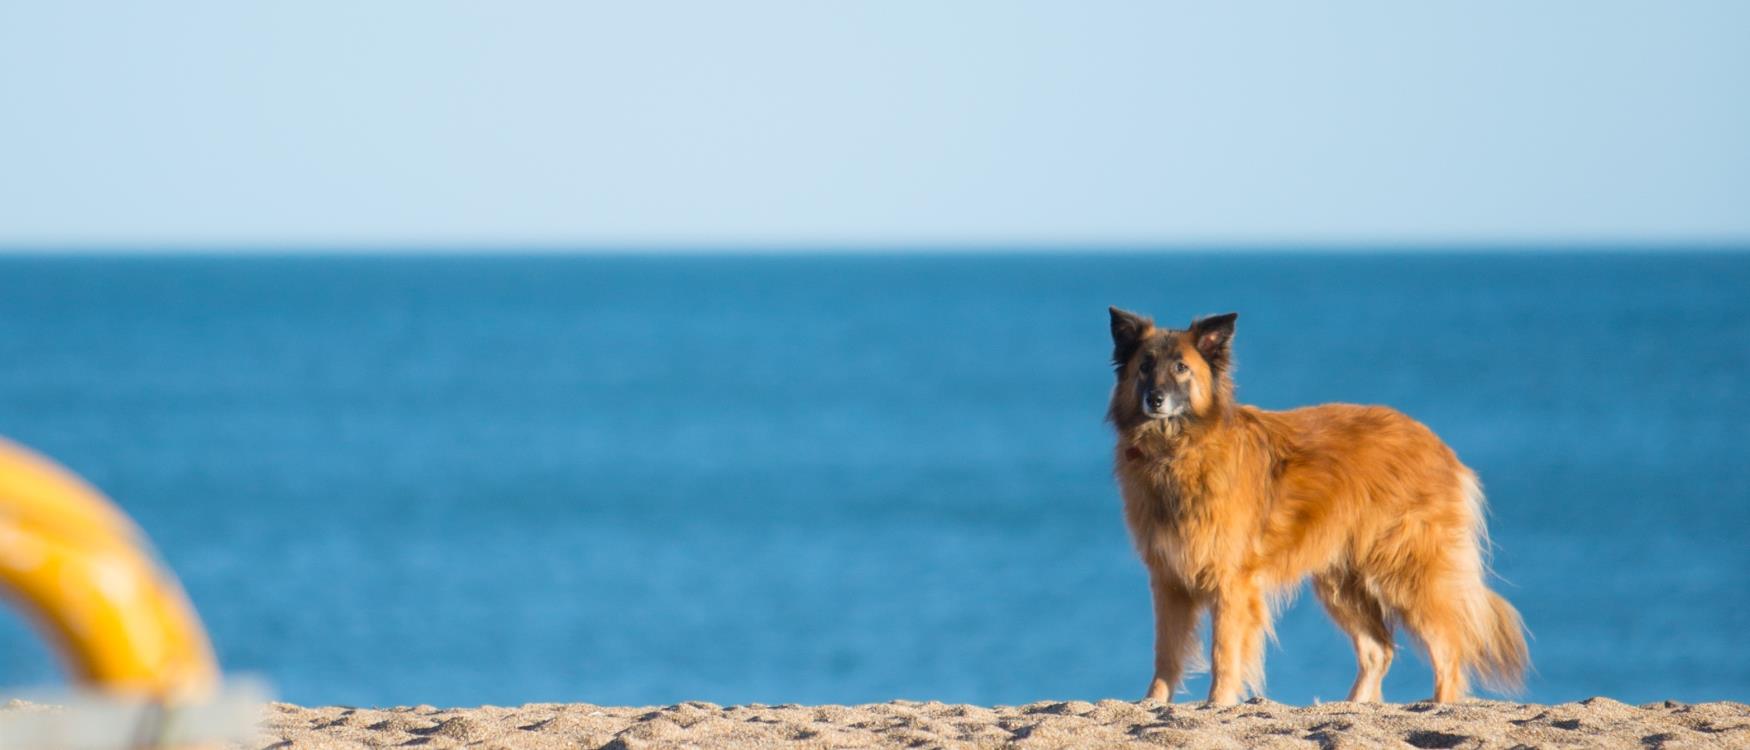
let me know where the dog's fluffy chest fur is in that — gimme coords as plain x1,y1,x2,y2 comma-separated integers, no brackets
1114,419,1267,591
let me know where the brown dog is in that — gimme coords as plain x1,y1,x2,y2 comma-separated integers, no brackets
1107,307,1527,705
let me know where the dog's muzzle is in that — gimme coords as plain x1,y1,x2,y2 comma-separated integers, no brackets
1141,389,1182,419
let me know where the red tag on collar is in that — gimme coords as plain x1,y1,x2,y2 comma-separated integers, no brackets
1125,446,1144,462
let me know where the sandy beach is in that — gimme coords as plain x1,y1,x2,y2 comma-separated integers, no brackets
250,697,1749,749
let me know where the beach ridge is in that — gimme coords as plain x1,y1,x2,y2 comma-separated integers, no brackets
254,696,1750,749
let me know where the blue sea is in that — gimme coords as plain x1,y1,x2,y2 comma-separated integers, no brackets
0,252,1745,708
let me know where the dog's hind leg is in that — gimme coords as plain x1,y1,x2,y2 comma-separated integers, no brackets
1313,570,1395,702
1394,559,1479,702
1145,572,1202,701
1405,601,1470,702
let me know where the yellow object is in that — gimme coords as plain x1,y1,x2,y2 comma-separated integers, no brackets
0,437,217,700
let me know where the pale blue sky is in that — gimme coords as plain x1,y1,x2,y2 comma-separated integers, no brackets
1,2,1745,250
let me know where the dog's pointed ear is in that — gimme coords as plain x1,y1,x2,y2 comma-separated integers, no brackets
1109,306,1152,369
1189,312,1238,368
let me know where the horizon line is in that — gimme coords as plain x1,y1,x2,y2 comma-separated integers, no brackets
2,239,1748,258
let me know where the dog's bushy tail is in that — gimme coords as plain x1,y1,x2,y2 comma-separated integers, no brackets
1455,471,1530,694
1466,588,1530,693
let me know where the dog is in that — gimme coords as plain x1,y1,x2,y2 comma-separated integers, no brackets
1106,307,1527,705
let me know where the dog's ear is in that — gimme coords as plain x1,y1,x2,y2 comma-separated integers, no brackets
1109,306,1152,370
1189,312,1238,369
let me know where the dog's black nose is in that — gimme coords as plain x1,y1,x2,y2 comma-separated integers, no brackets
1146,391,1166,409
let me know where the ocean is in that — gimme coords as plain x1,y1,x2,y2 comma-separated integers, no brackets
0,252,1745,707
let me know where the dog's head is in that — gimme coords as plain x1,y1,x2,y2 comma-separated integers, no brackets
1106,307,1237,429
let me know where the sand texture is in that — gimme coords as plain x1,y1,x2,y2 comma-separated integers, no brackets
249,697,1750,749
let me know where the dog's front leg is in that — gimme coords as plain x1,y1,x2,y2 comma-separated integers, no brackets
1206,581,1264,706
1145,572,1200,701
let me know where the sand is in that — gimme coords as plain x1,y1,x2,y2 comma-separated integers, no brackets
247,697,1750,749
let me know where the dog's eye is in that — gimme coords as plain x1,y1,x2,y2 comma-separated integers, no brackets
1172,361,1189,375
1140,357,1155,373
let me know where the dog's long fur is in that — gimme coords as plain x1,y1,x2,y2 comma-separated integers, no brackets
1107,307,1527,705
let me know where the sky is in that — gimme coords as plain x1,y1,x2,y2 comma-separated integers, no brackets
0,1,1745,251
